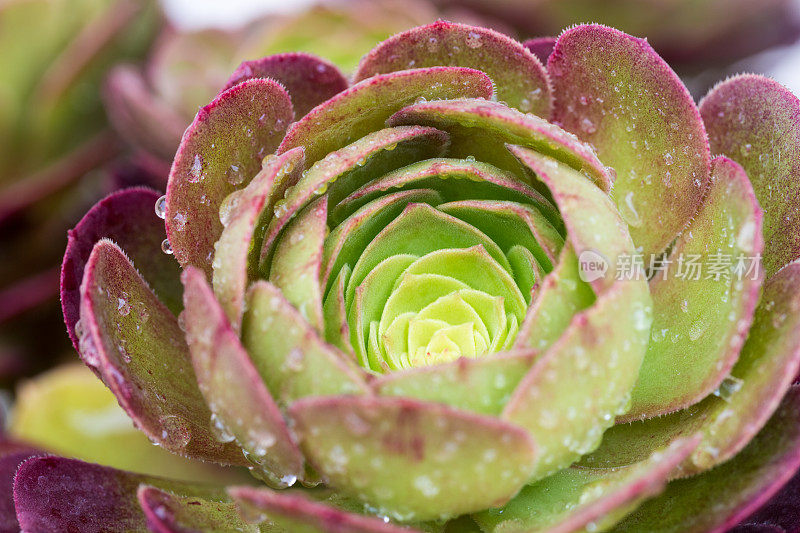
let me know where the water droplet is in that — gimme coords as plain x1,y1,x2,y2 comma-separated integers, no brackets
713,375,744,401
161,239,173,255
226,164,245,185
414,96,428,105
664,153,674,166
117,293,131,317
620,191,642,227
284,348,304,372
154,195,167,219
172,212,187,232
188,154,204,183
159,415,191,449
210,412,236,443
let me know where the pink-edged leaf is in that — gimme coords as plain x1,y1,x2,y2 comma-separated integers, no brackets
212,148,305,329
611,386,800,532
508,145,634,293
581,260,800,477
242,281,369,406
289,395,537,522
388,98,613,192
278,67,493,165
181,267,305,486
699,74,800,277
625,156,764,420
474,436,700,533
165,78,293,276
103,65,187,162
503,278,651,481
262,126,448,271
1,447,40,533
354,21,551,116
735,468,800,532
228,486,419,533
13,456,223,533
523,37,556,65
374,349,536,415
61,187,182,352
269,196,327,333
138,485,257,533
78,240,245,465
549,24,711,258
223,52,349,118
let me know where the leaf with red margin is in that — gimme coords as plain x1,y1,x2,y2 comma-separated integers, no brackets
13,456,224,533
278,67,493,165
624,156,763,420
289,395,537,522
549,24,711,258
354,21,551,117
1,444,40,533
699,74,800,278
212,148,305,329
182,267,305,486
138,485,258,533
79,240,245,465
523,37,556,65
61,187,182,351
579,262,800,477
223,52,349,118
473,436,700,533
242,281,369,407
610,386,800,532
228,486,421,533
503,279,651,481
388,99,613,192
734,468,800,532
165,78,293,276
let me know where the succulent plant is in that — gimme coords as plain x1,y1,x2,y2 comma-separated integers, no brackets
6,20,800,532
0,0,161,382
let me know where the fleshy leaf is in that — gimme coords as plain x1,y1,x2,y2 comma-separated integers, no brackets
212,148,305,329
289,395,537,522
278,67,493,165
243,280,369,406
62,187,182,351
503,279,651,480
354,21,551,116
389,98,613,192
579,261,800,476
625,156,763,420
229,486,419,532
138,485,257,533
9,364,248,484
374,349,536,415
549,24,711,258
263,126,448,271
270,196,327,333
474,436,700,533
13,456,224,533
1,447,40,533
224,52,349,117
165,78,293,275
699,74,800,277
79,240,244,465
610,386,800,532
182,267,305,485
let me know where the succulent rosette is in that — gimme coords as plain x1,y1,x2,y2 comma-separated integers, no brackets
11,20,799,532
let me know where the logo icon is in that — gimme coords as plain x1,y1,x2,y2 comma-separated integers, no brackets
578,249,609,283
